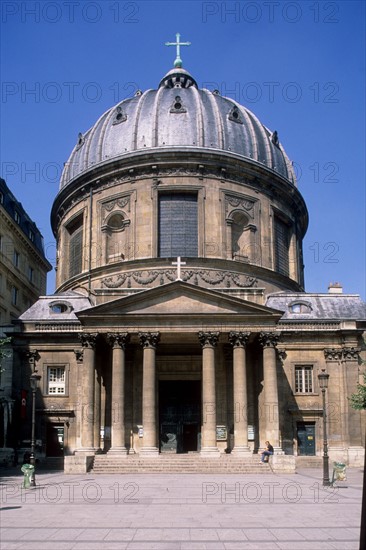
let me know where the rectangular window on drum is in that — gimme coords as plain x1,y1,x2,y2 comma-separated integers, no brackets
158,193,198,258
274,216,290,277
67,215,83,278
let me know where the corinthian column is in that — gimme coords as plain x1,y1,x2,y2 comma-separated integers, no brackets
107,332,130,454
198,331,220,456
259,332,282,453
139,332,160,456
78,333,97,451
229,331,251,455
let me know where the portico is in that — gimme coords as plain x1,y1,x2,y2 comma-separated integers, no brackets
74,281,283,457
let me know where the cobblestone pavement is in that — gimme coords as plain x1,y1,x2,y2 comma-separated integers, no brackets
0,467,363,549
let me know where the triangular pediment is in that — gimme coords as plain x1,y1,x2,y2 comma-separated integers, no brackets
77,281,282,321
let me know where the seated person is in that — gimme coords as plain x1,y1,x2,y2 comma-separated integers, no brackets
260,441,274,463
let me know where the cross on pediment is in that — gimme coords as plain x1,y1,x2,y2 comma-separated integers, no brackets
172,256,186,280
165,33,191,68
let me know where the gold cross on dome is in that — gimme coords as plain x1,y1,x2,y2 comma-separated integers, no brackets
165,33,191,68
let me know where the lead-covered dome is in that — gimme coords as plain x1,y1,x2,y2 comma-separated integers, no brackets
60,68,296,189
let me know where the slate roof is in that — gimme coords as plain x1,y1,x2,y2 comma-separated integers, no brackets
266,292,366,321
18,291,92,322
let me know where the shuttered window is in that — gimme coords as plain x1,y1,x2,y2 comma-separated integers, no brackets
159,193,198,258
274,216,290,276
68,216,83,278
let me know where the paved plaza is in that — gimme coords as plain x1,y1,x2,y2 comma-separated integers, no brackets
0,467,363,549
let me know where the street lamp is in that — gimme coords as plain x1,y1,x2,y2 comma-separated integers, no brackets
318,369,330,486
29,371,41,487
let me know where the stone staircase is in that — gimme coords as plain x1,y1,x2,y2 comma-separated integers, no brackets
91,453,272,474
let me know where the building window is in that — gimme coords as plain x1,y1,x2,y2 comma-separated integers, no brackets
295,365,313,393
29,229,35,242
158,193,198,258
274,216,290,276
14,211,21,224
47,366,66,395
13,250,20,268
11,286,18,306
28,266,34,283
0,191,3,204
67,215,83,278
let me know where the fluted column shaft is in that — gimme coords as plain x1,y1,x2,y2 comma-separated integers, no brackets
229,332,251,454
139,332,160,456
198,332,220,456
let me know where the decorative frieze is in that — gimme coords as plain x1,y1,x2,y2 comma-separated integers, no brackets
225,194,255,219
102,269,257,289
198,331,220,348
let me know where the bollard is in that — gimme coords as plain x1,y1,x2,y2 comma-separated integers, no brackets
21,464,35,488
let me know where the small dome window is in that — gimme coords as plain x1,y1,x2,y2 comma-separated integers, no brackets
170,95,186,113
49,301,72,314
112,106,127,125
289,301,312,314
76,132,85,150
228,106,243,124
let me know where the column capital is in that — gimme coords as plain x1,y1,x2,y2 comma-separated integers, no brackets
107,332,130,349
324,348,342,361
198,331,220,348
342,346,361,361
79,333,98,349
259,332,279,348
138,332,160,349
228,331,250,348
21,349,40,367
74,349,84,363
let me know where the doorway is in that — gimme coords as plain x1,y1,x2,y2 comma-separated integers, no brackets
159,380,201,453
46,423,64,457
297,422,315,455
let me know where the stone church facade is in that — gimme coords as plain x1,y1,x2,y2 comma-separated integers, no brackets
12,62,365,472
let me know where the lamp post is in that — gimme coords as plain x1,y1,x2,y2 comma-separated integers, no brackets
318,369,330,486
29,371,41,487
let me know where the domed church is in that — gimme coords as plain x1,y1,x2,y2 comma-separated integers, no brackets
13,37,365,473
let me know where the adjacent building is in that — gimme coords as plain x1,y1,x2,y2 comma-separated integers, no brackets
0,177,52,460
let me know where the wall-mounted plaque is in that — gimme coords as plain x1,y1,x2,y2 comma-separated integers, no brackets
216,425,227,441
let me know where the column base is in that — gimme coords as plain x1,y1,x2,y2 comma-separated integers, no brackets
108,447,128,456
273,446,285,455
200,447,221,457
139,447,159,457
231,446,252,456
74,448,96,454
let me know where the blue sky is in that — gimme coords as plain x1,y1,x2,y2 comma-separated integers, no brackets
1,0,365,298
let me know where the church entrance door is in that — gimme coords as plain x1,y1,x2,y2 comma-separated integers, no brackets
159,380,201,453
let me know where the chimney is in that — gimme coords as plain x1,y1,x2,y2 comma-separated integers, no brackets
328,282,343,294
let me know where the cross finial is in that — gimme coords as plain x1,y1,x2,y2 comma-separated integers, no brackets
165,33,191,68
172,256,186,281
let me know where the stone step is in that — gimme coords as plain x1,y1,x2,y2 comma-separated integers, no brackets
91,454,271,474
